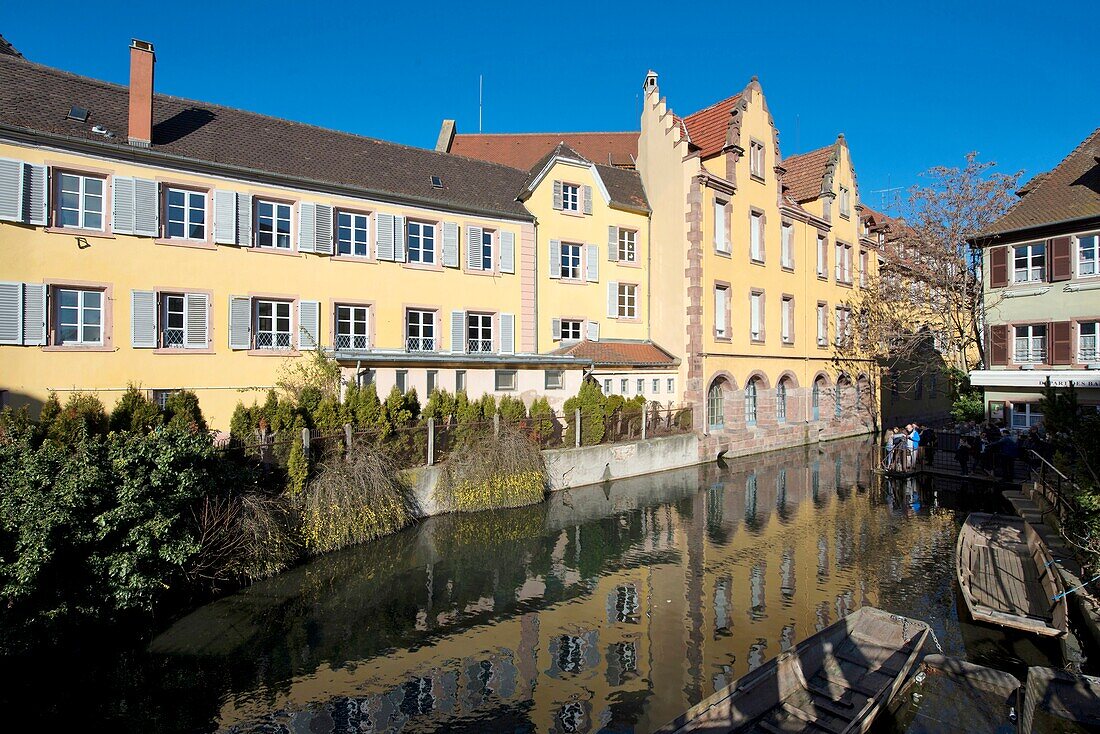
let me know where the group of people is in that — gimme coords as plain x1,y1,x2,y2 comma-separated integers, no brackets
952,421,1048,479
883,424,937,472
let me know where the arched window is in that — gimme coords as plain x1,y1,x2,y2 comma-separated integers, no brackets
812,382,821,421
745,379,758,425
776,381,787,423
834,384,843,418
707,382,725,431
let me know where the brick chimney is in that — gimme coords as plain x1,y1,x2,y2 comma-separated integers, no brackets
127,39,155,148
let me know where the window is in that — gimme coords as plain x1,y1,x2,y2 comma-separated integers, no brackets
55,288,103,345
834,306,851,346
407,221,436,264
618,228,637,262
781,296,793,344
667,378,675,394
812,382,821,421
1079,234,1098,277
859,250,868,287
335,305,369,349
652,379,660,394
456,370,467,393
162,294,185,348
839,186,851,218
560,242,582,279
1014,324,1047,363
562,183,580,212
256,199,292,249
561,319,583,341
750,140,765,178
58,172,105,230
467,313,493,353
497,369,517,393
406,309,435,351
395,370,408,393
777,381,788,423
165,188,206,240
1011,403,1043,430
745,380,758,425
603,378,612,394
750,211,764,262
781,222,794,269
714,285,729,338
617,283,638,319
750,292,763,341
835,243,852,284
337,211,369,257
545,370,564,390
481,229,494,270
834,384,843,418
714,198,730,253
620,378,628,394
1013,243,1045,282
707,383,724,430
636,378,644,394
254,300,292,349
817,303,828,346
426,370,438,396
151,389,179,410
817,234,828,278
1080,322,1098,362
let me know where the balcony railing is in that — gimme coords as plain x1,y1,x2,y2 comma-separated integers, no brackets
406,336,435,352
256,332,292,350
162,328,184,348
334,334,368,350
1080,346,1098,363
467,338,493,353
1014,346,1046,364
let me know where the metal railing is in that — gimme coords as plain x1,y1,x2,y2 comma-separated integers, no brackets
405,336,435,352
162,328,185,348
255,332,291,349
467,338,493,353
334,334,368,350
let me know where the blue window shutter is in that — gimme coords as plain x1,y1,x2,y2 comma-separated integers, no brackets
466,226,482,270
133,178,159,236
213,190,237,244
298,203,317,253
442,221,460,267
394,216,406,262
112,176,135,234
451,310,466,353
21,283,46,346
131,290,158,348
315,204,334,255
586,244,599,282
298,300,320,350
229,296,251,349
23,163,47,225
0,281,22,345
236,193,252,246
376,213,395,261
184,293,209,348
549,239,561,279
500,313,515,354
500,231,515,274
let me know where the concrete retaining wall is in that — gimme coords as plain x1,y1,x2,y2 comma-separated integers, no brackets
542,433,700,491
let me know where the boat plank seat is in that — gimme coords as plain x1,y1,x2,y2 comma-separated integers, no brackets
970,544,1052,620
778,700,849,733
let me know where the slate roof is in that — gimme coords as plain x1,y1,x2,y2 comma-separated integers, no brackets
681,94,742,159
521,143,649,212
981,127,1100,238
781,145,834,202
0,52,533,220
0,34,20,58
449,131,638,169
550,340,678,367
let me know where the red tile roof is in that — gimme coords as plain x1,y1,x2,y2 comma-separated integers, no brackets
681,94,742,159
781,145,834,202
448,131,638,169
550,340,678,367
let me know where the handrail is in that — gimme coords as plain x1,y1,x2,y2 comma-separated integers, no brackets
1029,448,1072,483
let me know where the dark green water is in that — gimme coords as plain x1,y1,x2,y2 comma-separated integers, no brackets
4,437,1081,732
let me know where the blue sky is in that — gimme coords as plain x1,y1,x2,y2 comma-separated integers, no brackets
3,1,1098,212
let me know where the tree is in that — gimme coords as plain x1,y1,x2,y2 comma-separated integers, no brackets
850,153,1021,386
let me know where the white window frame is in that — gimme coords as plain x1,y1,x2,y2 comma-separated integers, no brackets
707,383,724,431
495,369,517,391
817,235,828,277
467,312,493,353
636,378,644,394
781,296,793,344
618,228,637,262
545,370,564,390
667,378,675,394
750,211,764,262
560,241,582,280
714,198,730,253
336,211,370,257
1011,403,1043,430
335,304,370,350
407,220,436,264
1013,243,1046,283
55,287,104,346
859,250,868,287
620,378,629,394
817,303,828,346
1014,324,1047,364
162,293,186,348
750,292,763,341
58,172,105,231
603,378,612,394
749,140,765,179
561,183,580,212
165,187,207,241
254,299,292,350
406,309,435,352
256,199,292,250
1080,322,1098,362
714,285,729,338
561,319,583,341
781,222,793,269
839,186,851,218
1078,233,1098,277
745,380,758,425
481,229,495,270
652,378,660,394
617,283,638,319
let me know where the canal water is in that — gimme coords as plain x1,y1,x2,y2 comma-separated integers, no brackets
7,437,1085,732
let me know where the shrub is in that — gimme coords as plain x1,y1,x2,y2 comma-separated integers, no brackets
422,388,458,425
435,424,547,513
286,417,310,494
46,392,108,445
189,491,296,584
277,348,341,405
163,390,207,434
260,390,279,431
950,390,985,423
229,402,260,443
311,396,343,433
529,397,556,444
563,380,607,446
109,386,163,434
352,382,384,431
498,395,527,423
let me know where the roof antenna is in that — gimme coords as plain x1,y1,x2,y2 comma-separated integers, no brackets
479,74,483,133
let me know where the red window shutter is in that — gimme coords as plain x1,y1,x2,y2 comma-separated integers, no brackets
1049,236,1072,281
989,324,1008,365
1051,321,1072,364
989,246,1008,288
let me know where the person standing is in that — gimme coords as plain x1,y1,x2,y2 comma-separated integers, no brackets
955,437,971,475
909,424,921,469
923,425,938,466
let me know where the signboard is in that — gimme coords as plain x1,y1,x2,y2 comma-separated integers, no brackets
988,401,1005,423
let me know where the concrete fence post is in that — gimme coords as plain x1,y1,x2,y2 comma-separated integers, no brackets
343,423,353,454
301,426,311,455
642,408,648,440
493,412,500,437
427,417,435,466
575,408,582,448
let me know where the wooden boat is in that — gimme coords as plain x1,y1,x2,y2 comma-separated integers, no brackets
955,513,1067,637
1021,666,1100,732
886,654,1021,733
655,606,928,733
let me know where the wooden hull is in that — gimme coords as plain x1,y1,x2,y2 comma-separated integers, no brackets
1022,666,1100,732
655,606,929,734
955,513,1067,637
886,654,1021,733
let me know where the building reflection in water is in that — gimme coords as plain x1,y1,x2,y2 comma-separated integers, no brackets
144,437,964,734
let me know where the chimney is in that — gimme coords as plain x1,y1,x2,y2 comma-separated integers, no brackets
127,39,155,148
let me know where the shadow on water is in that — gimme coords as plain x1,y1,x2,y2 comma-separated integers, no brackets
0,436,1085,733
